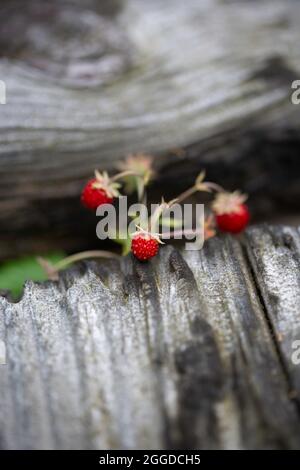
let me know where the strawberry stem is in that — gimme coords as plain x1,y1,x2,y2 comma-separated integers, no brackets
38,250,120,280
171,180,224,207
150,201,169,231
174,186,198,205
111,170,141,182
136,176,146,203
54,250,120,269
204,182,225,193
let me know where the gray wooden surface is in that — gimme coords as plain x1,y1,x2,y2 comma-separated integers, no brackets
1,224,300,450
0,0,300,257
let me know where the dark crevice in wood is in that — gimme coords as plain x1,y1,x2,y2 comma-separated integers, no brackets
167,249,225,449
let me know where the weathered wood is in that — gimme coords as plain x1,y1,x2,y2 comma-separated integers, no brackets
245,226,300,399
0,0,300,257
0,225,300,449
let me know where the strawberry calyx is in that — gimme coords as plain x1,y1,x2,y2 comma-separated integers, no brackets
117,153,154,186
212,191,248,215
131,225,165,245
92,170,121,199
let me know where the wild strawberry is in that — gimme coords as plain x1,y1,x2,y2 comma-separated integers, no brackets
131,233,159,261
81,179,113,209
212,191,250,234
81,170,121,210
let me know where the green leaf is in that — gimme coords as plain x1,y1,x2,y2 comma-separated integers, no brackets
0,252,65,300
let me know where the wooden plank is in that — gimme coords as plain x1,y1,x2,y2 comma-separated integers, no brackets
245,225,300,399
0,225,300,449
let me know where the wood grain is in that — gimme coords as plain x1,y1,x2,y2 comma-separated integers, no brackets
0,225,300,449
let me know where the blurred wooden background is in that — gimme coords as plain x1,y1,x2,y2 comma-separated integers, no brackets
0,0,299,258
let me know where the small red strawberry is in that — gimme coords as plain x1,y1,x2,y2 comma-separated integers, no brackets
212,191,250,234
131,233,160,261
81,170,121,210
81,179,113,209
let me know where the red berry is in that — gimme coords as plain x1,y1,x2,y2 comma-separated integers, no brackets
216,204,250,234
212,191,250,234
81,178,113,210
131,234,159,261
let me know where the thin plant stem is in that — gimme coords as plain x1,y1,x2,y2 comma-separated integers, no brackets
53,250,120,271
170,181,224,207
136,176,146,203
204,182,225,192
150,202,169,231
111,170,141,182
174,186,198,205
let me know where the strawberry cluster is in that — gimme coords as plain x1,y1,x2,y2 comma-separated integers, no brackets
39,155,251,282
80,156,250,261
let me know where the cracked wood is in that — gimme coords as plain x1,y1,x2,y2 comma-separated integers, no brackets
0,225,300,449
